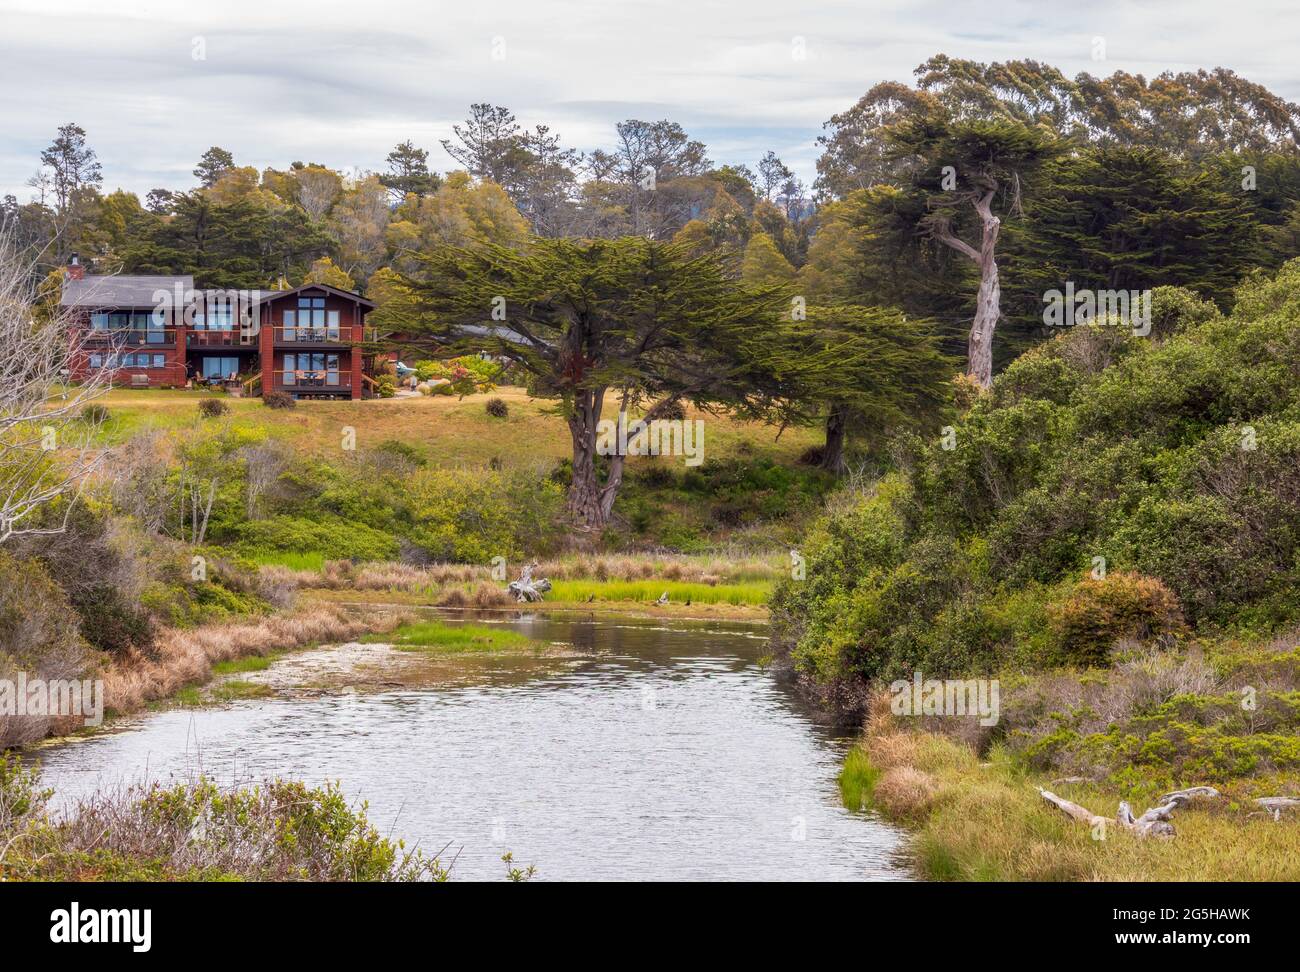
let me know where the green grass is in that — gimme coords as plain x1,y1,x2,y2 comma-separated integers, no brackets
211,654,280,675
210,680,274,701
244,550,327,571
838,745,880,812
365,619,541,653
547,579,771,605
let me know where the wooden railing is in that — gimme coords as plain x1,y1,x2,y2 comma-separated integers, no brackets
272,326,352,344
273,370,351,390
83,328,177,347
187,329,256,347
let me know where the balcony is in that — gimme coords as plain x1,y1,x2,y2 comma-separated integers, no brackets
83,328,176,347
273,369,352,392
187,329,257,348
272,326,352,346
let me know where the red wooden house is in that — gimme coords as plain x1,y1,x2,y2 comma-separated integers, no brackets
61,257,381,400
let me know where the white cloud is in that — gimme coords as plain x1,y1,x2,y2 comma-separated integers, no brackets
1,0,1296,199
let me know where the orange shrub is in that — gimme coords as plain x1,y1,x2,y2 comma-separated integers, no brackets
1050,571,1185,665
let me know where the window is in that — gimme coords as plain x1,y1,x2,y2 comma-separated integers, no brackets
284,352,339,385
90,313,109,330
201,356,239,379
89,353,103,368
195,300,234,330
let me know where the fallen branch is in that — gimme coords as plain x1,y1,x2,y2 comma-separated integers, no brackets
1254,797,1300,821
1038,787,1208,839
506,562,552,603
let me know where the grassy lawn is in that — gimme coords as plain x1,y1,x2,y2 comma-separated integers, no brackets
365,619,543,653
90,386,819,469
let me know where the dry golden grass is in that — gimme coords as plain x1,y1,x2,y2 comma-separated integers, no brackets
101,605,414,715
97,387,818,470
872,766,941,819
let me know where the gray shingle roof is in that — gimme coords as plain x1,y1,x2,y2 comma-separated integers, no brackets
61,275,194,308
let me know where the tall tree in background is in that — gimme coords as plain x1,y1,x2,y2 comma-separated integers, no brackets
382,140,439,201
441,104,531,187
757,151,794,201
193,147,235,188
40,124,101,215
889,119,1058,387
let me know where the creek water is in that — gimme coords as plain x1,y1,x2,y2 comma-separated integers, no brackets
33,612,908,881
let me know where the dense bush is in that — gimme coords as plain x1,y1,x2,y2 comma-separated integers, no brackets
485,397,509,418
198,397,229,418
232,515,400,563
1049,571,1185,666
405,466,563,563
80,403,109,424
772,265,1300,696
262,391,295,409
0,551,92,747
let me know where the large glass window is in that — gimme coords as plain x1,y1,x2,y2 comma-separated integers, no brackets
284,352,339,385
201,356,239,379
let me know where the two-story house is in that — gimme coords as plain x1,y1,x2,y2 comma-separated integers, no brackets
61,257,380,400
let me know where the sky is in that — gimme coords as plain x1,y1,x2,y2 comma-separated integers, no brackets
1,0,1298,201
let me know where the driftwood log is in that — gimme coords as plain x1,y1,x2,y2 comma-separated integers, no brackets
506,562,551,603
1254,797,1300,821
1039,785,1220,839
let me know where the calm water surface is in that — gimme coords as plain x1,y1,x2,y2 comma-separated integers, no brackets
34,613,908,881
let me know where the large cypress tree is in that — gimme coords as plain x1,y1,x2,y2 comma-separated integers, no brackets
394,237,783,530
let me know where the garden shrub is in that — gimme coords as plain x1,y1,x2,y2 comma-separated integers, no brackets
485,397,508,418
263,391,295,409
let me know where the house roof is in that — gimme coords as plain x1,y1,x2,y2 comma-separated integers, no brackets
61,275,193,308
257,282,376,310
60,276,373,310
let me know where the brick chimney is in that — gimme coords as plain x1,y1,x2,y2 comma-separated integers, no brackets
67,253,85,280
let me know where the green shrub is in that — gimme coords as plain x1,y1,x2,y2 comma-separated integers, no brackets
263,391,295,409
406,466,562,563
232,515,399,563
80,403,110,424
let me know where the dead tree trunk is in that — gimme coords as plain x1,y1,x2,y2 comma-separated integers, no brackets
932,184,1002,390
507,562,552,602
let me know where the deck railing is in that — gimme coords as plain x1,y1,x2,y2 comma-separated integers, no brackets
273,370,351,390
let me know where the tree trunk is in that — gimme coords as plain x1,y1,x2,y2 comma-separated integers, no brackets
819,406,848,475
967,197,1001,389
933,185,1002,390
565,387,625,532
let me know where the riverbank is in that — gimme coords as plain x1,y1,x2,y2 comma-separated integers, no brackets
837,623,1300,881
841,726,1300,881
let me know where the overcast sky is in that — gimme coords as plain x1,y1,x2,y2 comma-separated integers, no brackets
1,0,1297,201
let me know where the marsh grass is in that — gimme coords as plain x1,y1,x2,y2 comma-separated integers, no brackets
547,579,771,605
211,654,280,675
247,550,327,571
368,620,541,654
843,729,1300,881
